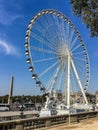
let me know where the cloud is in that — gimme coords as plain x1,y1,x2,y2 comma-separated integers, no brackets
0,10,22,25
0,39,19,56
0,1,23,25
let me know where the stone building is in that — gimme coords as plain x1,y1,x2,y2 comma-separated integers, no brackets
95,91,98,103
62,91,96,104
52,90,96,104
86,92,95,104
52,90,63,101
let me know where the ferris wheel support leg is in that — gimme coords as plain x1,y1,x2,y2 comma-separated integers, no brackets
71,58,88,104
50,64,61,94
67,54,71,109
45,96,49,109
44,65,61,109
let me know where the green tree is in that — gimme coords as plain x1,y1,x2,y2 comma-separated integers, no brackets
0,95,9,103
70,0,98,37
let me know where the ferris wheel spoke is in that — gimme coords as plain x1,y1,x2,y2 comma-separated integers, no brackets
57,22,64,42
47,26,60,43
46,14,53,25
40,14,56,30
61,24,67,43
57,21,66,43
73,62,85,72
57,61,67,91
47,14,56,26
73,60,85,67
58,23,66,42
45,31,60,50
31,31,58,51
72,59,86,74
66,23,69,45
73,57,86,61
55,62,66,90
71,43,81,53
57,19,65,41
70,36,78,50
45,69,57,91
70,68,77,92
46,36,59,50
57,69,64,90
45,15,54,27
78,69,86,79
74,64,85,72
30,45,58,55
39,16,50,29
33,56,58,63
34,21,45,33
73,51,84,55
39,60,60,78
45,37,59,52
62,76,67,94
30,31,51,48
47,18,60,43
69,29,74,49
46,63,61,91
50,63,63,91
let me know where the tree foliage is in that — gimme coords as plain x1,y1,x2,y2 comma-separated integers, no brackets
70,0,98,37
0,95,46,104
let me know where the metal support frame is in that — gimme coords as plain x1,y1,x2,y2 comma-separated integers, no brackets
67,54,71,109
71,58,88,104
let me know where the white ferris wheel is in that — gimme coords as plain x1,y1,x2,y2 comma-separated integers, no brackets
25,9,90,108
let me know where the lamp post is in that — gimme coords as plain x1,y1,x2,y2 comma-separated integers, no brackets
20,95,25,119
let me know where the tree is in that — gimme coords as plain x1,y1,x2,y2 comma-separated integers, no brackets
70,0,98,37
0,95,9,103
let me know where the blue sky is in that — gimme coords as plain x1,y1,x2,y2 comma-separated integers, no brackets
0,0,98,96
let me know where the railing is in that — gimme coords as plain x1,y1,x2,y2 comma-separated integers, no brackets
0,113,39,122
0,111,98,130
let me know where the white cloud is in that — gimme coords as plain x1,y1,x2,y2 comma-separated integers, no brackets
0,10,22,25
0,39,19,56
0,1,23,25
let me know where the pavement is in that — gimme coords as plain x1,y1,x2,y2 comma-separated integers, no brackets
47,117,98,130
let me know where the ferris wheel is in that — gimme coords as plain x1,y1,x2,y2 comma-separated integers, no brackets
25,9,90,107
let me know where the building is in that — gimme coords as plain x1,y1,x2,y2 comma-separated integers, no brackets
95,91,98,103
60,91,96,104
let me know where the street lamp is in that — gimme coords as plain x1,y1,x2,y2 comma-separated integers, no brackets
20,95,25,119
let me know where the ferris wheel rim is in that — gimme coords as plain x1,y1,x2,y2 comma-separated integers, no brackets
25,9,90,95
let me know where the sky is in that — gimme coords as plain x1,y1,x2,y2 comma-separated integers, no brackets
0,0,98,96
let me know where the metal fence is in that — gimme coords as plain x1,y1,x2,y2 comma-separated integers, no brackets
0,111,98,130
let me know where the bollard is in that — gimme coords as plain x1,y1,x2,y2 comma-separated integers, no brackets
45,119,51,127
15,124,23,130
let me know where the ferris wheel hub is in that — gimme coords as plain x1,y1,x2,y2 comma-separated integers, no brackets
58,45,71,62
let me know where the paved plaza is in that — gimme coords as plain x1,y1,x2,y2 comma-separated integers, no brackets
47,117,98,130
